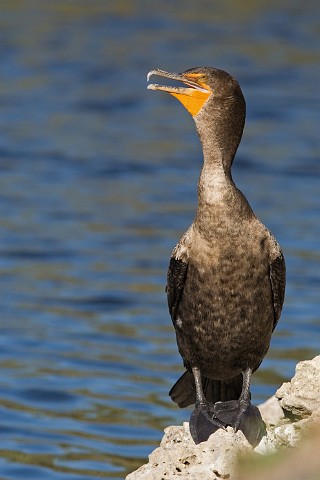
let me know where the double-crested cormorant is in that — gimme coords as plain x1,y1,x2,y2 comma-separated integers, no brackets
147,67,286,445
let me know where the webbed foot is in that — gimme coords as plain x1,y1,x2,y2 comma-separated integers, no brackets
189,403,226,444
188,367,265,446
214,399,265,446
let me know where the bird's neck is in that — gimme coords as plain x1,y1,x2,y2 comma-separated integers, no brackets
194,138,253,237
194,129,244,238
192,92,246,228
197,156,233,207
193,96,244,195
197,132,235,206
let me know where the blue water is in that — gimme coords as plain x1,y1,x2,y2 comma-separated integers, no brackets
0,1,319,478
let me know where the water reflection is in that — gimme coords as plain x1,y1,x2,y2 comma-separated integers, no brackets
0,0,319,478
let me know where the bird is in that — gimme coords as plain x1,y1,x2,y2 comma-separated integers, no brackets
147,67,286,445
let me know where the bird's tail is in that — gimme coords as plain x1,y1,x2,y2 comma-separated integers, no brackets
169,370,244,407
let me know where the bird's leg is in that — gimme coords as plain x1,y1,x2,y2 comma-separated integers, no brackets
190,367,265,446
212,368,266,446
189,366,225,444
192,366,206,406
213,368,253,430
192,366,220,414
235,367,252,430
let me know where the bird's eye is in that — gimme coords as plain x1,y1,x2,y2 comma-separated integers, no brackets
198,75,208,83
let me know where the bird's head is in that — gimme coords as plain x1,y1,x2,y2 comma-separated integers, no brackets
147,66,246,159
147,67,212,116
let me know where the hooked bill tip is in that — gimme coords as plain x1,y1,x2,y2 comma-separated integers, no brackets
147,70,158,82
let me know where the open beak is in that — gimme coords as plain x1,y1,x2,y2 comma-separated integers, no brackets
147,68,211,117
147,69,209,94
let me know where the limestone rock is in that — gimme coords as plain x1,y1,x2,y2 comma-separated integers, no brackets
258,395,285,426
238,423,320,480
255,420,303,455
126,423,251,480
276,356,320,418
126,356,320,480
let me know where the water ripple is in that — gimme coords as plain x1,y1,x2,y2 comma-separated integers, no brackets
0,1,319,478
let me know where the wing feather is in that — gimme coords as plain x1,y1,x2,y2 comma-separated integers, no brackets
270,251,286,330
166,257,188,324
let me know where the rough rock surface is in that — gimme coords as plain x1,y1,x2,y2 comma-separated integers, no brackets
276,356,320,419
126,423,251,480
126,356,320,480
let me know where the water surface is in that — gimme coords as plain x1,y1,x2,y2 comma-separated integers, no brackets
0,1,319,478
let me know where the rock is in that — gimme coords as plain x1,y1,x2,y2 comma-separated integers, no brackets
126,423,251,480
126,356,320,480
238,422,320,480
254,420,304,455
276,356,320,419
258,395,285,426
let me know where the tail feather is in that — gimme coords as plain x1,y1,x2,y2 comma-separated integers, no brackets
169,370,244,407
169,371,196,407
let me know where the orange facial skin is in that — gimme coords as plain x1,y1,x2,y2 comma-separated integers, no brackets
147,71,211,117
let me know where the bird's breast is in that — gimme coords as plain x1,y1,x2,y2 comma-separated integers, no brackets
174,232,274,376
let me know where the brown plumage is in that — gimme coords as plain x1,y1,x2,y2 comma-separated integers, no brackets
147,67,286,445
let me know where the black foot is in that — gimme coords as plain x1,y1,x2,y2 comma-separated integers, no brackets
213,399,245,427
189,404,226,444
189,400,265,447
214,399,266,447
